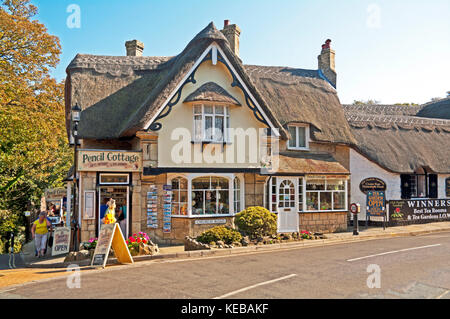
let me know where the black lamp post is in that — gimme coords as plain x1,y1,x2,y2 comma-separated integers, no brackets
71,103,81,251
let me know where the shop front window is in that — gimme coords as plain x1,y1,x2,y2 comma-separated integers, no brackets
171,177,188,216
305,177,347,211
191,176,230,215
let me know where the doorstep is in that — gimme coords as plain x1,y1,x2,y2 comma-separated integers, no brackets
24,222,450,269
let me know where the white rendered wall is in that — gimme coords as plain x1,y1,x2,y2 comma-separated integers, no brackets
349,149,401,220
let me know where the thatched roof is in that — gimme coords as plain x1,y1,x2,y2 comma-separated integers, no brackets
66,22,354,145
416,97,450,120
273,151,349,175
245,66,356,145
183,82,241,105
344,105,450,173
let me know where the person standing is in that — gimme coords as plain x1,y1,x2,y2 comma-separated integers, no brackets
31,212,52,258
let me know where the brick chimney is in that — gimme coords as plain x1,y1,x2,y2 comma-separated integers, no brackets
125,40,144,56
221,20,241,57
317,39,336,88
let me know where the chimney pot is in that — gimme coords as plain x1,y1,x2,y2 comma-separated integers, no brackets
224,19,229,27
125,39,144,56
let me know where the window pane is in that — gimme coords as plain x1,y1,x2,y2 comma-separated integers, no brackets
288,126,297,148
333,192,345,210
194,115,202,140
326,179,345,190
204,105,213,114
306,192,318,210
205,191,216,214
319,192,332,210
214,116,224,141
297,127,306,147
205,116,213,140
194,105,202,114
218,190,229,214
193,177,210,189
215,105,224,114
306,179,325,191
192,191,204,215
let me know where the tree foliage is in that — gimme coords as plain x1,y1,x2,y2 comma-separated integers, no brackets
0,0,72,250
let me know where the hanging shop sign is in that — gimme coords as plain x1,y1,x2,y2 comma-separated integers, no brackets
78,150,142,172
45,187,67,201
388,199,450,224
51,227,71,256
366,191,385,217
91,223,133,268
359,177,386,194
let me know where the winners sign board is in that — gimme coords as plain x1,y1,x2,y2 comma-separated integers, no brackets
91,223,133,268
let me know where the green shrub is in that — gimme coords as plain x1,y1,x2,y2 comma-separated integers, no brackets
197,226,242,245
235,206,277,239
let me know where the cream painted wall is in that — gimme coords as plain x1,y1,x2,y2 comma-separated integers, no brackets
349,148,401,220
157,59,269,168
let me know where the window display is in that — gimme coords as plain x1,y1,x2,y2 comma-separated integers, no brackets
191,176,229,215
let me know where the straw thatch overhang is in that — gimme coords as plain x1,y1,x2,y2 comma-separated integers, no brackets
66,22,355,145
183,81,241,105
246,66,356,145
416,97,450,120
268,151,349,175
344,105,450,174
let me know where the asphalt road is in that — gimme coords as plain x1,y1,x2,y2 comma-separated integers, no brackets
1,232,449,299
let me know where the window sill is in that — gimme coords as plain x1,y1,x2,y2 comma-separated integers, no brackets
301,210,347,213
287,147,310,151
191,141,232,145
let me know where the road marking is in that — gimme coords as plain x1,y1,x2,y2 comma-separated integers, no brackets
347,244,441,262
213,274,297,299
436,290,449,299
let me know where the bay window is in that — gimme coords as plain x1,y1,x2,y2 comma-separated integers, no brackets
193,104,230,142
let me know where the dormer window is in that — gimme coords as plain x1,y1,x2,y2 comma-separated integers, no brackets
193,104,230,142
287,124,309,150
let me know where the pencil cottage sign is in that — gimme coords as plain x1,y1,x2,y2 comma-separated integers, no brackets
77,150,142,172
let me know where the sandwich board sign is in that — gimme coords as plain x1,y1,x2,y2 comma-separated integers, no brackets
51,227,71,256
91,223,133,268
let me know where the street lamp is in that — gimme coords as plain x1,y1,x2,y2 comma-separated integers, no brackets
71,103,81,251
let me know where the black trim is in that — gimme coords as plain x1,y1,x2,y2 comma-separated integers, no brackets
144,167,260,175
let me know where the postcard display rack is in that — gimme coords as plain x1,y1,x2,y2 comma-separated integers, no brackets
147,186,158,228
163,185,172,233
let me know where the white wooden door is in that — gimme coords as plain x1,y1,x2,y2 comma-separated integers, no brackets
277,178,299,233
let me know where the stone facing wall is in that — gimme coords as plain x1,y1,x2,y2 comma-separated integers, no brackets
299,212,347,233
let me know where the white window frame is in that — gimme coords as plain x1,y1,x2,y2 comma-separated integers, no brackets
167,173,244,218
305,177,347,212
268,176,347,213
169,176,189,217
193,104,230,143
287,124,310,150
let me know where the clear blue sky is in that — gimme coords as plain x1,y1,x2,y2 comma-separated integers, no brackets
33,0,450,104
